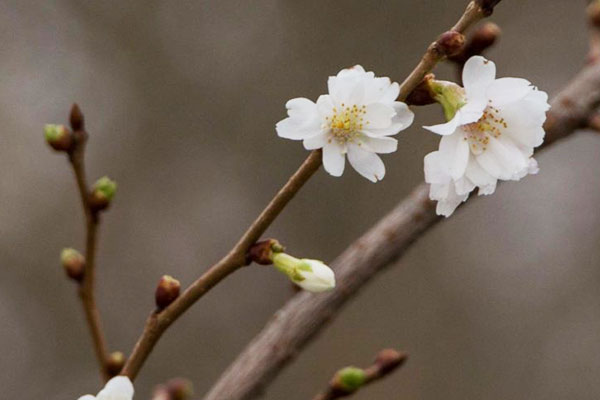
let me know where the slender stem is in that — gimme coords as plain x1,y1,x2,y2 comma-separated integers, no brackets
69,148,110,381
398,1,487,101
312,350,408,400
121,149,322,380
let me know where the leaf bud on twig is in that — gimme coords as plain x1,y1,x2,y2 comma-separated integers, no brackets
60,248,85,282
155,275,181,310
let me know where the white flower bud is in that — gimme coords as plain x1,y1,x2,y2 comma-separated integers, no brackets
272,253,335,293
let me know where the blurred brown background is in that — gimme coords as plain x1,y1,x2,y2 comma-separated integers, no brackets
1,0,599,399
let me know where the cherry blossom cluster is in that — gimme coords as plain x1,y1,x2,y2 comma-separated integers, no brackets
277,57,549,217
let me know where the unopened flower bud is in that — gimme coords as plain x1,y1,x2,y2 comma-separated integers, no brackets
106,351,125,377
374,348,407,375
44,124,73,152
331,367,366,394
70,103,85,131
437,30,465,57
155,275,181,310
61,248,85,282
272,253,335,293
151,385,171,400
167,378,194,400
89,176,117,212
247,239,284,265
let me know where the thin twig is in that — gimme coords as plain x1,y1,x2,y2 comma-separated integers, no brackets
121,150,322,380
68,114,110,380
204,11,600,400
312,349,407,400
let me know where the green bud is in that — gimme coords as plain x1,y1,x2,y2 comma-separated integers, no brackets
335,367,366,393
93,176,117,201
90,176,117,211
427,79,466,121
61,248,85,282
44,124,73,151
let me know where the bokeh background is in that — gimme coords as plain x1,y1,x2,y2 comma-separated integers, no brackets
1,0,599,399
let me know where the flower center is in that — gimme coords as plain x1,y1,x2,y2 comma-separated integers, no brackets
324,103,368,145
462,105,508,155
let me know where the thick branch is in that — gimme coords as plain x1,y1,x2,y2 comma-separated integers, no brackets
121,150,322,380
69,142,110,381
204,25,600,400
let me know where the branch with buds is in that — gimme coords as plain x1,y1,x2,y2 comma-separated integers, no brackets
312,349,407,400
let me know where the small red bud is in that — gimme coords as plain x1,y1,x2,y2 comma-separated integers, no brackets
70,103,85,131
151,385,171,400
437,30,465,57
406,74,437,106
61,248,85,282
167,378,194,400
155,275,181,310
106,351,125,377
374,348,407,375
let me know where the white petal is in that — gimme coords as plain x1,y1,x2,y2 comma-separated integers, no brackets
303,132,328,150
424,151,452,185
454,176,475,196
322,142,345,177
439,132,470,180
487,78,533,107
476,136,527,180
379,81,400,103
347,145,385,182
328,75,365,104
295,259,335,292
361,136,398,154
430,182,450,200
276,117,321,140
364,103,395,129
365,102,414,136
97,377,134,399
434,183,468,217
464,156,496,189
528,158,540,175
78,396,96,400
423,112,461,136
285,98,318,119
463,56,496,105
316,94,335,117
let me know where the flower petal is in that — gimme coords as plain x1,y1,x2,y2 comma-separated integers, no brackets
365,102,414,137
276,97,321,140
361,136,398,154
347,144,385,182
463,56,496,108
439,131,470,180
303,132,328,150
322,142,345,177
97,377,134,399
316,94,335,117
364,103,395,129
424,151,452,185
78,396,96,400
423,113,461,136
464,156,497,191
487,78,533,107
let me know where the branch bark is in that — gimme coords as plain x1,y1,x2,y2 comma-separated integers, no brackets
68,125,110,381
204,16,600,400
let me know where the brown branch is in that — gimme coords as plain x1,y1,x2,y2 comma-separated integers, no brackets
204,18,600,400
67,105,110,381
312,349,407,400
398,0,493,101
121,150,322,380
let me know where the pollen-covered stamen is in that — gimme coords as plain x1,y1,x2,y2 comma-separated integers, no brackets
462,105,508,155
324,103,369,145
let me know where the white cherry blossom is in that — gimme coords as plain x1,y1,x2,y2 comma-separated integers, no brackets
78,376,134,400
277,66,414,182
423,56,550,217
